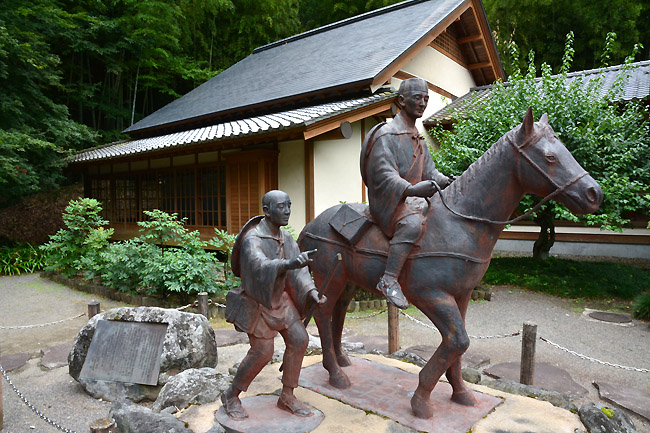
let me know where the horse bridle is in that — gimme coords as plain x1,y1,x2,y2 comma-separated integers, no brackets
430,131,590,225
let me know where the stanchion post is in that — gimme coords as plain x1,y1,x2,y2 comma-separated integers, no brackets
520,321,537,385
198,292,210,319
388,304,399,354
88,301,101,319
1,349,4,431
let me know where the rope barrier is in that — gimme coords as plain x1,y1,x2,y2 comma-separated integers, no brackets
0,313,86,330
175,299,226,311
0,363,79,433
399,311,521,339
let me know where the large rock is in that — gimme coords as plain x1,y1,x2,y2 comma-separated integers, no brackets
152,367,230,412
110,400,193,433
578,402,635,433
69,307,218,401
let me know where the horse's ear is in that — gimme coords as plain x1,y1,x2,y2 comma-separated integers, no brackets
539,112,549,124
522,106,534,136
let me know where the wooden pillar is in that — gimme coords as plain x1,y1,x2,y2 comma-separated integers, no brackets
388,304,399,354
520,322,537,385
88,301,101,319
198,293,210,319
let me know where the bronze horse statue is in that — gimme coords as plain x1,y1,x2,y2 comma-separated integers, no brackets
298,109,603,419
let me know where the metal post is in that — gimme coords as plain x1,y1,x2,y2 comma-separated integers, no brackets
88,301,101,319
520,322,537,385
90,417,116,433
198,293,210,319
388,304,399,354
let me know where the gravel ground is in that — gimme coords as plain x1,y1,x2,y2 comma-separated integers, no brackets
1,272,649,433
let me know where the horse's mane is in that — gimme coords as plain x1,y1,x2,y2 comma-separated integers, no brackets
442,128,516,206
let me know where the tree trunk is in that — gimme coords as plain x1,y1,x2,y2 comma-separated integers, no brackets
532,206,555,260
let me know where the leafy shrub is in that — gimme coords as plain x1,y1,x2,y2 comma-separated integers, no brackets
41,198,113,277
632,292,650,320
0,243,47,275
98,210,222,296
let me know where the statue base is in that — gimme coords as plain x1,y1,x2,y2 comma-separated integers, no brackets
299,357,502,433
215,395,324,433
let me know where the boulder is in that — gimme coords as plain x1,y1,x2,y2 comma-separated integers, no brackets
462,367,481,384
578,402,635,433
69,307,218,401
152,368,230,412
110,400,193,433
482,378,577,412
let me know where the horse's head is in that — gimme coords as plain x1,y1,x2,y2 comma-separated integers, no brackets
512,107,602,215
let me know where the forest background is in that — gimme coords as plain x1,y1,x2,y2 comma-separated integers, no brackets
1,0,649,207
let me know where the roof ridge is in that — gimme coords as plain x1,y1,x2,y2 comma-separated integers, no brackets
252,0,428,54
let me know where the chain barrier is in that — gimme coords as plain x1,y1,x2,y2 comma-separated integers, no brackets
348,308,387,320
0,313,86,330
0,362,79,433
398,311,520,340
539,336,650,373
175,299,226,311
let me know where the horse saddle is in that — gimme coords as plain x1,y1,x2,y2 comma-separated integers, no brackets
329,204,373,245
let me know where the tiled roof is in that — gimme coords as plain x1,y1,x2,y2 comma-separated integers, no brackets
424,60,650,126
72,92,396,163
124,0,466,134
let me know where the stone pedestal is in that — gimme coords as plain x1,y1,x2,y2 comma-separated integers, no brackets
215,395,324,433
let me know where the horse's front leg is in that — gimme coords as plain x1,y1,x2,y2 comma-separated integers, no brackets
332,284,358,367
444,291,478,406
313,305,351,389
410,292,471,419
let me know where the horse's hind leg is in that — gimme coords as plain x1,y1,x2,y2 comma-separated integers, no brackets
444,292,478,406
332,284,358,367
410,292,472,419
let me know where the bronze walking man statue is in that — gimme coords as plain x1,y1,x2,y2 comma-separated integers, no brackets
221,190,326,419
360,77,454,309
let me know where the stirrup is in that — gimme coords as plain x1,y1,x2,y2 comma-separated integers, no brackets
377,275,409,309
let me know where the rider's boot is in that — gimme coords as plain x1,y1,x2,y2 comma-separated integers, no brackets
377,242,412,309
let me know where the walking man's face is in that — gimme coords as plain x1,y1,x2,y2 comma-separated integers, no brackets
400,89,429,120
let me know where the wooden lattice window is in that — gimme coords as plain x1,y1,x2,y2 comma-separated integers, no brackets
114,178,138,223
90,178,112,220
199,166,227,229
175,169,195,225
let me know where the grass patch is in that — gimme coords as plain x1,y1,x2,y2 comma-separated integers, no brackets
483,257,649,300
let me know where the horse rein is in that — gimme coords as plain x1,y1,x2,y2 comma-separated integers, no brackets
429,133,590,226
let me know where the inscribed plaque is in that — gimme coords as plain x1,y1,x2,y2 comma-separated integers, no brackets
79,320,168,385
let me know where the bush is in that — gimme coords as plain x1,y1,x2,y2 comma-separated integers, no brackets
632,292,650,320
98,210,222,296
0,243,47,275
41,198,112,277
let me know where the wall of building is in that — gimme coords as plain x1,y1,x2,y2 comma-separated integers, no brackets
312,121,369,226
278,139,307,230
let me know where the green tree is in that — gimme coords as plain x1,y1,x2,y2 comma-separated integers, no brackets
431,34,650,260
484,0,646,75
0,1,97,206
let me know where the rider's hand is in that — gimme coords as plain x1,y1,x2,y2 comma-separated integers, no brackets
408,180,436,198
309,289,327,304
284,249,317,270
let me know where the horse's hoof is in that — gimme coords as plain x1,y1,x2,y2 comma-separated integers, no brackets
336,353,352,367
410,395,433,419
451,390,478,406
329,372,351,389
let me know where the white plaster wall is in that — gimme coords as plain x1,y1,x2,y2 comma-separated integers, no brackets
278,139,307,231
313,122,365,218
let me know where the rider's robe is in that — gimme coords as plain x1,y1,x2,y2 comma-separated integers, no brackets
361,121,449,238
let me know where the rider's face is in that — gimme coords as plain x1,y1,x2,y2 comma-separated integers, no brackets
400,89,429,119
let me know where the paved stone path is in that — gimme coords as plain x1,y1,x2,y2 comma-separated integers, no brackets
1,274,649,432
